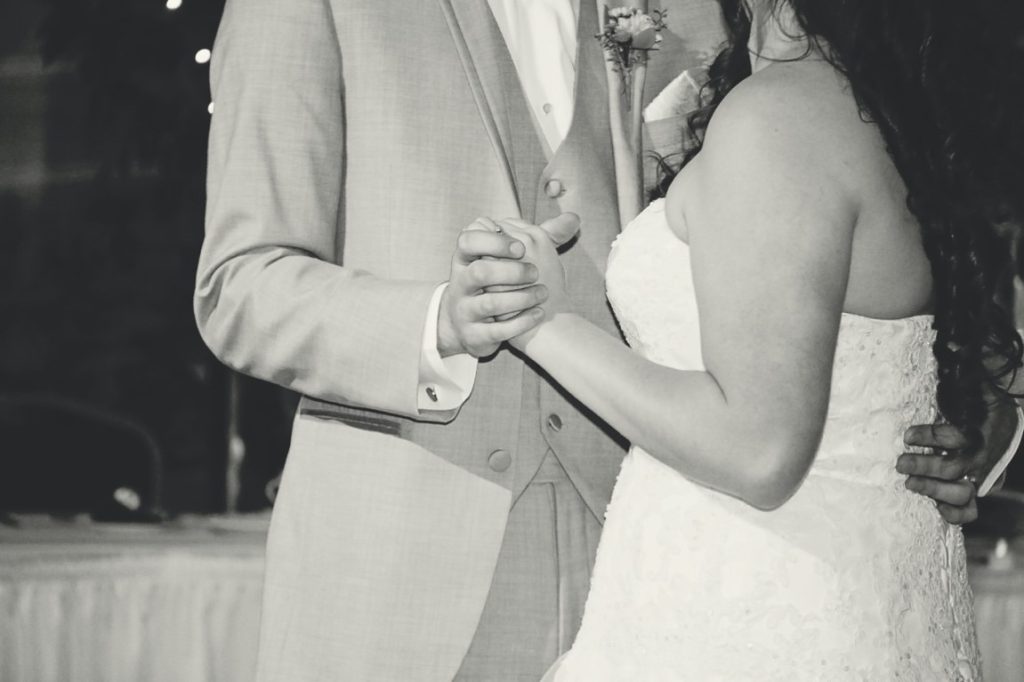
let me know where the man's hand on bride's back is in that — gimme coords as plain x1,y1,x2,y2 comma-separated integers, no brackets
437,218,551,358
897,398,1019,524
897,423,980,525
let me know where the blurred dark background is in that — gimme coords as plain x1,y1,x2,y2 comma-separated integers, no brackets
0,0,1020,520
0,0,294,516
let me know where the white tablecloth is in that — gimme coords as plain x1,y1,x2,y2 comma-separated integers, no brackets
0,515,267,682
971,562,1024,682
2,515,1022,682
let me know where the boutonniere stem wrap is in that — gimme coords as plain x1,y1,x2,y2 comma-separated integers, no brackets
597,3,667,228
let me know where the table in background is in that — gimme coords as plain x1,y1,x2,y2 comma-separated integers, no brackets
2,515,1023,682
968,536,1024,682
0,514,268,682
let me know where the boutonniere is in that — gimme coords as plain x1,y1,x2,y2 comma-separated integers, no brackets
598,6,667,101
597,3,668,227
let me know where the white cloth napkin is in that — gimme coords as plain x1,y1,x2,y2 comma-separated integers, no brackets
644,66,706,122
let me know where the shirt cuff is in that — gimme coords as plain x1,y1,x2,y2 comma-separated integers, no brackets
978,404,1024,496
417,283,478,412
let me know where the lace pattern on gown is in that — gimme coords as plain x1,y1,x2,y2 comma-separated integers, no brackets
551,199,979,681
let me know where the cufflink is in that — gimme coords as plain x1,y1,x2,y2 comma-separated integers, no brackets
425,386,439,403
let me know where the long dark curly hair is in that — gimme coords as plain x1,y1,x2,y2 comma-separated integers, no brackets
655,0,1024,449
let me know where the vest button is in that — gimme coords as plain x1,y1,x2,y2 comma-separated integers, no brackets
488,449,512,473
546,414,563,432
544,178,565,198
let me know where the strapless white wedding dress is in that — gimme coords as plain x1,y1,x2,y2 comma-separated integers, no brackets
547,200,979,681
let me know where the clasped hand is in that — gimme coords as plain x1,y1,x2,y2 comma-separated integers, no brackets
436,213,579,358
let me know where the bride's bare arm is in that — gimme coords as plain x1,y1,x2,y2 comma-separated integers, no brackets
509,79,860,510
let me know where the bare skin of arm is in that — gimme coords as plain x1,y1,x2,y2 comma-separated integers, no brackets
503,75,870,510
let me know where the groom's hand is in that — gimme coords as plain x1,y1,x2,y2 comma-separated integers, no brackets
898,399,1019,525
898,424,980,525
437,218,550,358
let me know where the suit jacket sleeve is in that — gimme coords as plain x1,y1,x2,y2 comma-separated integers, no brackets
195,0,456,422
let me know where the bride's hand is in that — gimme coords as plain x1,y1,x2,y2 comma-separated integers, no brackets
495,213,580,350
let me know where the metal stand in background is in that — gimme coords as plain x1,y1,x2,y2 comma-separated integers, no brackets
225,372,246,513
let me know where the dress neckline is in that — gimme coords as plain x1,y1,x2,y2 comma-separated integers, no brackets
628,199,935,328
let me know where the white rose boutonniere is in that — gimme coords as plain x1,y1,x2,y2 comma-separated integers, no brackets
600,6,667,85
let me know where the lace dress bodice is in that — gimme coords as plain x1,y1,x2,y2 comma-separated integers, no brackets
550,200,979,681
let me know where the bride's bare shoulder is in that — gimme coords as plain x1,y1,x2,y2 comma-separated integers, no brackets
665,67,844,240
670,62,868,225
665,60,864,257
704,62,864,166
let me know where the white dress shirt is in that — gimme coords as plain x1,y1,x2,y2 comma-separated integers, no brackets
417,0,578,412
488,0,579,152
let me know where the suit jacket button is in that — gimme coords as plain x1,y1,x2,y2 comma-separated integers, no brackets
488,449,512,473
544,179,565,198
546,413,563,432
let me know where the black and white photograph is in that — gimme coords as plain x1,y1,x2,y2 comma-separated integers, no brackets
2,0,1024,680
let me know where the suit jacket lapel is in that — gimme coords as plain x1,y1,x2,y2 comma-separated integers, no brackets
437,0,542,216
579,0,611,131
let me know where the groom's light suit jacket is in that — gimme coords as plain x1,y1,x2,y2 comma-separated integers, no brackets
196,0,723,679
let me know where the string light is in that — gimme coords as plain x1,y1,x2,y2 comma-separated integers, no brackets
165,0,182,10
194,48,212,64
